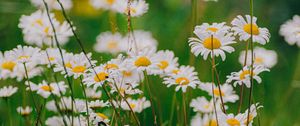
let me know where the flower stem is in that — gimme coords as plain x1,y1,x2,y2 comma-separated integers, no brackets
210,35,219,125
5,98,12,126
182,92,187,126
143,71,158,126
79,76,90,126
168,93,176,126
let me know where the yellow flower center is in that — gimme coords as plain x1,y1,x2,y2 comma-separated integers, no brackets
213,89,225,96
172,69,180,74
175,77,190,85
204,104,210,109
106,0,115,5
35,19,43,26
226,118,241,126
134,56,151,67
72,65,86,73
126,7,137,14
122,71,132,77
129,103,136,109
104,63,119,70
96,113,108,119
18,55,30,60
239,70,255,80
44,27,50,34
243,24,259,35
255,57,264,64
158,61,169,70
65,62,72,68
203,37,221,50
94,72,109,82
206,27,218,32
205,119,218,126
243,114,254,124
107,41,118,49
49,57,55,61
41,85,53,91
1,61,16,71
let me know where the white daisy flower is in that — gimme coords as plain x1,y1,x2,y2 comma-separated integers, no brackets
191,113,218,126
189,30,236,61
163,65,201,92
11,45,41,64
85,87,102,99
194,22,231,35
40,48,66,66
83,65,115,90
27,81,68,98
46,97,87,113
128,48,159,75
110,76,142,96
122,30,158,52
0,86,18,98
53,52,74,74
241,103,262,126
89,100,110,109
199,83,239,103
17,106,32,116
239,47,278,68
89,0,119,11
190,96,223,113
0,51,18,79
119,97,150,113
115,0,149,17
226,65,269,88
93,32,125,54
45,115,87,126
119,58,144,83
13,62,43,81
279,15,300,47
103,54,125,71
89,112,110,125
153,50,179,75
231,15,270,45
219,112,244,126
30,0,73,10
18,10,73,47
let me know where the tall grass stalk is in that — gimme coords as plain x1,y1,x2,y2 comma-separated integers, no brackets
210,35,219,125
143,71,158,126
79,76,90,126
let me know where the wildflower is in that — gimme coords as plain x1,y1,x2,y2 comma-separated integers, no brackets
153,50,179,75
199,83,239,103
30,0,73,10
83,65,115,90
89,112,110,125
123,30,158,52
119,97,151,113
0,51,17,79
27,81,68,98
231,15,270,45
226,65,269,88
239,47,278,68
85,88,102,99
163,65,201,92
93,32,125,54
18,10,73,47
40,48,66,66
45,115,87,126
115,0,149,17
241,103,262,125
13,62,43,81
191,113,218,126
189,30,236,61
110,76,142,96
46,97,87,113
89,100,110,109
89,0,119,11
17,106,32,116
194,22,231,35
219,112,244,126
11,45,41,63
0,86,18,98
279,15,300,47
119,58,144,83
190,96,224,113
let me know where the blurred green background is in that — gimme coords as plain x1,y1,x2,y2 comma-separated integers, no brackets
1,0,300,125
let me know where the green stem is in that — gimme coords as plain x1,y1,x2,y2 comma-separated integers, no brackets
79,76,90,126
5,98,12,126
182,92,187,126
168,93,176,126
143,71,158,126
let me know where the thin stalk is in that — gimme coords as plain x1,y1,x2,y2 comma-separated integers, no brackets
5,98,12,126
79,76,90,126
212,60,226,113
168,93,176,126
182,92,187,126
143,71,158,126
210,35,219,126
246,0,254,125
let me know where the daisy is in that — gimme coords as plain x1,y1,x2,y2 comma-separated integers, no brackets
241,103,262,126
45,115,87,126
239,47,278,68
128,48,159,75
199,83,239,103
30,0,73,10
89,0,119,11
119,97,150,113
93,32,125,54
231,15,270,45
153,50,179,75
40,48,66,66
279,15,300,47
110,76,142,96
17,106,32,116
191,113,218,126
83,65,115,90
115,0,149,17
189,30,236,61
89,100,110,110
122,30,158,52
85,87,102,99
11,45,41,64
46,97,86,113
0,51,18,79
226,65,269,88
194,22,231,35
13,62,43,81
190,96,223,113
219,112,244,126
163,65,201,92
103,54,125,71
18,10,73,47
119,58,144,83
0,86,18,98
53,52,74,75
89,112,110,125
27,81,68,98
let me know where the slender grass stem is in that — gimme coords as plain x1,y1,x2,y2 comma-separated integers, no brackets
79,76,90,126
143,71,158,126
5,98,12,126
168,93,176,126
210,35,219,125
182,92,187,126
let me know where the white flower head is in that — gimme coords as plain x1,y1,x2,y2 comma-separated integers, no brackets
90,0,119,11
153,50,179,75
0,86,18,98
189,30,236,61
239,47,278,68
119,97,150,113
231,15,270,45
190,96,223,113
94,32,126,54
226,65,269,88
40,48,66,66
17,106,32,116
191,113,218,126
27,81,68,98
89,100,110,109
83,65,116,90
241,103,263,126
13,62,43,81
30,0,73,10
199,82,239,103
194,22,231,35
110,76,143,96
11,45,41,64
163,65,201,92
46,97,87,113
219,112,244,126
89,112,110,125
279,15,300,47
123,30,158,53
0,51,18,79
45,115,87,126
85,87,102,99
115,0,149,17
